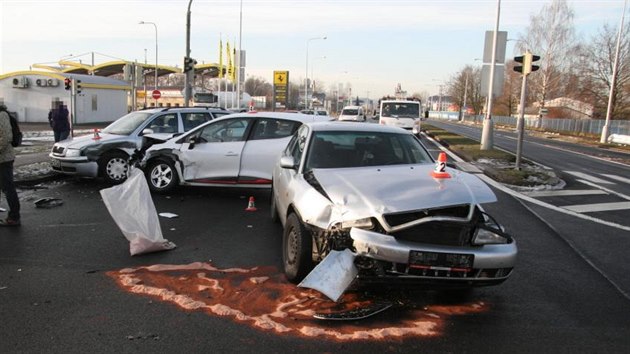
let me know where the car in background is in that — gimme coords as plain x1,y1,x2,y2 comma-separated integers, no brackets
141,112,330,193
300,109,330,117
271,121,516,290
49,107,230,184
379,99,422,135
338,105,366,122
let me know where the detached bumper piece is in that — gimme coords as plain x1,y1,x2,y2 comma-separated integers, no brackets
350,228,516,287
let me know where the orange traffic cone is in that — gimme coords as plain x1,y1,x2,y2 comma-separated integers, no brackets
245,196,257,211
92,128,101,140
430,152,451,179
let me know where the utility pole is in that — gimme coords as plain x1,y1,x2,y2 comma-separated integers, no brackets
184,0,193,107
480,0,501,150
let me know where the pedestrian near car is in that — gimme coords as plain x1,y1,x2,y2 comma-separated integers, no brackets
0,103,21,226
48,100,71,142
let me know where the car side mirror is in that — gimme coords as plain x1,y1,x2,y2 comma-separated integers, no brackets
187,136,197,149
141,128,154,136
279,155,297,170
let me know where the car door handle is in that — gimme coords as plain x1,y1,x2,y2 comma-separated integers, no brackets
225,152,239,156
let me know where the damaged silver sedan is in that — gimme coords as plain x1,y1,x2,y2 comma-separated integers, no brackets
271,122,516,300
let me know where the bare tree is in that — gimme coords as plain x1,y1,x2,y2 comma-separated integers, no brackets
576,23,630,119
516,0,579,113
446,65,485,115
495,61,524,116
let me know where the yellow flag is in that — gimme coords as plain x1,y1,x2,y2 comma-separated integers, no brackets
230,46,236,83
218,39,223,79
226,41,233,83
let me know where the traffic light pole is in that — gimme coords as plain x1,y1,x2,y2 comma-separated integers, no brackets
515,71,528,170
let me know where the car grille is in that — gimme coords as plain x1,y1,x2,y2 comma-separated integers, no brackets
52,146,65,155
382,204,476,246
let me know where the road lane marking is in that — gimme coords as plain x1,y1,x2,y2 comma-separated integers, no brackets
565,171,615,184
562,201,630,213
577,179,630,201
522,189,607,197
601,174,630,185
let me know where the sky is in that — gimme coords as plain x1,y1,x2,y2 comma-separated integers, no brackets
0,0,626,99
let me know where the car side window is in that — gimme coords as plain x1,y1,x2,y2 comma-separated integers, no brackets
251,118,301,140
182,112,212,131
148,113,179,133
198,118,251,143
285,125,308,165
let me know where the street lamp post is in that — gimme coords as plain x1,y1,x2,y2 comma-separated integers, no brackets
139,21,158,105
305,36,326,110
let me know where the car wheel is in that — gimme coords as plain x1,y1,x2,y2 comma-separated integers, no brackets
283,213,313,283
99,152,130,184
147,159,178,193
270,186,280,224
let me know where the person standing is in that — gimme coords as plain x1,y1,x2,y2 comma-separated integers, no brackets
48,100,71,142
0,103,21,226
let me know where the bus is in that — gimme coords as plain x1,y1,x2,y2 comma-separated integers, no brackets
379,100,422,136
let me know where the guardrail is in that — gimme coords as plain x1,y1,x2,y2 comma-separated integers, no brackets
428,111,630,136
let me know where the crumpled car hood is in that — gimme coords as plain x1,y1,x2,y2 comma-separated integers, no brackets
311,164,496,219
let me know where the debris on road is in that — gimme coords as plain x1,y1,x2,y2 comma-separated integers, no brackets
34,197,64,208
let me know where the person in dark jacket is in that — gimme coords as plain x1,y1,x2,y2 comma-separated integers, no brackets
48,100,71,142
0,103,20,226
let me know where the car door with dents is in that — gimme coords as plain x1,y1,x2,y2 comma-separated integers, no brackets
178,118,252,184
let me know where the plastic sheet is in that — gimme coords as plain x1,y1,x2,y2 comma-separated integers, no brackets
100,167,176,256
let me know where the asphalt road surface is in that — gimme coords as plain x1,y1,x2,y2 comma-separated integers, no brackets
1,172,629,353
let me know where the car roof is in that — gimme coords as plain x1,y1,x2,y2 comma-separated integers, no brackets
139,106,228,114
307,121,411,134
216,111,330,123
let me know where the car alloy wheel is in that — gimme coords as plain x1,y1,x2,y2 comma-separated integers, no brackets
147,159,178,193
282,213,313,283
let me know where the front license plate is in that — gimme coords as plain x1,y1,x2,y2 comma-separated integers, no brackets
50,159,61,168
408,251,474,272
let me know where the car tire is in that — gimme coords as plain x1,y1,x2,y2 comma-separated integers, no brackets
283,213,313,283
99,151,130,184
147,159,178,193
270,186,280,224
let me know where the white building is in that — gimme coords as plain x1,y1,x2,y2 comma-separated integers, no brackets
0,71,129,124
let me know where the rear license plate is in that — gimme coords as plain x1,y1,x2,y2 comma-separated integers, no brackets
408,251,473,272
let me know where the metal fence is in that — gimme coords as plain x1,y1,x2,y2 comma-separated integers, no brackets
429,111,630,136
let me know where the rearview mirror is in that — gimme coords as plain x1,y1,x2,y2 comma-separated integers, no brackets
279,156,297,170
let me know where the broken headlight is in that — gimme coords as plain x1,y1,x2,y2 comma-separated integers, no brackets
65,148,81,157
472,227,509,245
340,217,374,229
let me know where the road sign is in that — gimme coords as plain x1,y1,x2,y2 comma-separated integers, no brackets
152,90,161,100
274,71,288,85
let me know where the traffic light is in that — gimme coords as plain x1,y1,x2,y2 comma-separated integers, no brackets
76,80,82,94
64,78,72,90
514,52,541,75
184,57,197,73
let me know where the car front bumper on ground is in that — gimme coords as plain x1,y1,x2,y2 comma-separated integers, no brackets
350,227,517,286
49,154,99,177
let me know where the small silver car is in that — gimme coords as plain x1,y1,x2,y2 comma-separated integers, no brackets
141,112,330,193
49,107,229,184
271,122,516,290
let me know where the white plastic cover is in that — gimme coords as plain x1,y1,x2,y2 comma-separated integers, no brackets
100,167,176,256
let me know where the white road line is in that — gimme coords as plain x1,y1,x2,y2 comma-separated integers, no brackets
565,171,615,185
601,174,630,185
522,189,607,197
577,179,630,201
562,202,630,213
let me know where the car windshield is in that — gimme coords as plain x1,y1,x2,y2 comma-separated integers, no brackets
341,109,358,115
304,131,432,170
382,102,420,118
317,111,328,116
102,111,154,135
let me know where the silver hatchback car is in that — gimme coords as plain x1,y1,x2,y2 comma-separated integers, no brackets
49,107,229,184
271,122,516,294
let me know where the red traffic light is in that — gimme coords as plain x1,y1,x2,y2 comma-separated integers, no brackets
64,78,72,90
